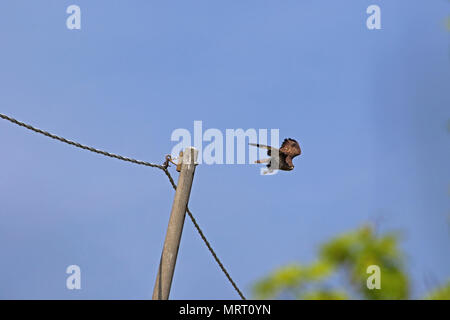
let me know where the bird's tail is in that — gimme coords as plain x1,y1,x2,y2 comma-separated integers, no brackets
249,143,271,150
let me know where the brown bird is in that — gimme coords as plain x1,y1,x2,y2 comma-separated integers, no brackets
250,138,301,174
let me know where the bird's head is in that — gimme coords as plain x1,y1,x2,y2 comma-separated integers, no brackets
285,138,300,148
283,138,301,157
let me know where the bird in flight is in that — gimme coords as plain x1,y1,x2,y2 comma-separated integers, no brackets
250,138,301,174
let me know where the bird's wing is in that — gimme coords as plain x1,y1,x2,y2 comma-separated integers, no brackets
284,156,294,168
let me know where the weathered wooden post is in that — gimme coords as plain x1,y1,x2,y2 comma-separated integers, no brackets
152,147,198,300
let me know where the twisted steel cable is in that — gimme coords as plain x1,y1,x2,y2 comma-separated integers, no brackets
0,112,246,300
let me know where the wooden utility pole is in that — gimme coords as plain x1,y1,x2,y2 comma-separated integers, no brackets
152,147,198,300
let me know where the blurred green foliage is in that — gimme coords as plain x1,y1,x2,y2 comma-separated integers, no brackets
425,281,450,300
253,225,447,300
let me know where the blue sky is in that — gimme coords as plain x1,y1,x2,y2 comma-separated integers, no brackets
0,1,448,299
